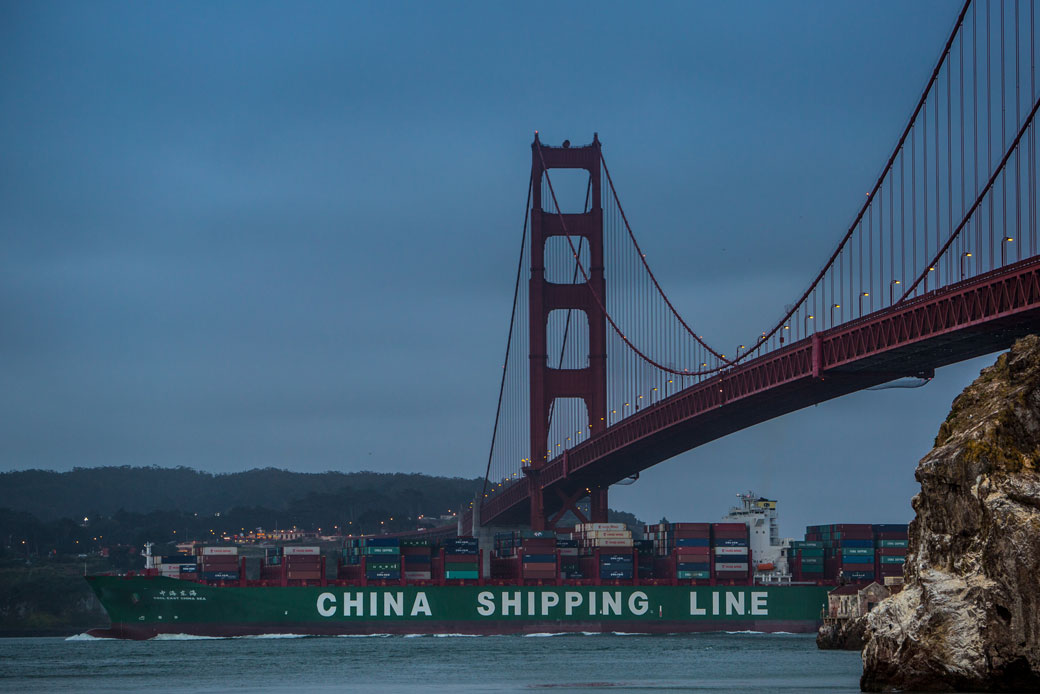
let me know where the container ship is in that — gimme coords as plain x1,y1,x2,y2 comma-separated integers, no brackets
85,493,908,639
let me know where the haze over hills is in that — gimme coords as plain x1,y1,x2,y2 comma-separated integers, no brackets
0,467,485,523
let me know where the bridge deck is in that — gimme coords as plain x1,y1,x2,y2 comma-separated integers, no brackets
481,256,1040,525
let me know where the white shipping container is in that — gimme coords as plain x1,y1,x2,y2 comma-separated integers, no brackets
714,546,749,556
582,531,632,539
404,571,432,580
576,522,627,532
715,562,749,572
283,546,321,556
581,538,634,547
202,546,238,556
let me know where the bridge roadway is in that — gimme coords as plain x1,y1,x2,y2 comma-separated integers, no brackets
479,255,1040,526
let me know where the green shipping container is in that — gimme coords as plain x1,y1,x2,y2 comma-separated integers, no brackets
878,540,908,548
363,547,401,556
445,562,479,572
400,539,431,548
365,561,401,571
798,548,825,557
881,556,906,564
445,570,479,580
842,548,874,556
799,557,823,565
677,570,711,579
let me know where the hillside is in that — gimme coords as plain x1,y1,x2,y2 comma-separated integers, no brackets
0,467,484,522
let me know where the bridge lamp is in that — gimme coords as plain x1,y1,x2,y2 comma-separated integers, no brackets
889,279,901,303
961,252,972,279
831,303,841,326
1002,236,1014,265
804,314,814,335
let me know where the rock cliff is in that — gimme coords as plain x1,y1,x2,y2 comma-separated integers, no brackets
817,614,869,651
861,336,1040,692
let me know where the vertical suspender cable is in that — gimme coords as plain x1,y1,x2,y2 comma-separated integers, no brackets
482,178,532,503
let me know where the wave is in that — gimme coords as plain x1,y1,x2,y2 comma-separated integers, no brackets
336,633,393,638
432,633,481,638
522,632,568,638
150,633,226,640
65,633,116,641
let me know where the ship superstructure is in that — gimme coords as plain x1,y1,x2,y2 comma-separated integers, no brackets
718,492,790,581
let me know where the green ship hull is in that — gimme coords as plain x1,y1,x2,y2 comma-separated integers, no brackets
86,576,829,639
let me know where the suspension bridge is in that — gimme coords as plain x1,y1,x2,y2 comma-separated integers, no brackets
466,0,1040,532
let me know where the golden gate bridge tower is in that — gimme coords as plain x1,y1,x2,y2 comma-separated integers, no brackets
527,134,609,530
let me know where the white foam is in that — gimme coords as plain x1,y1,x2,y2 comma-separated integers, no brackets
150,633,226,640
432,633,480,638
722,630,766,635
65,633,116,641
240,633,310,639
336,633,393,638
522,632,568,637
610,632,649,636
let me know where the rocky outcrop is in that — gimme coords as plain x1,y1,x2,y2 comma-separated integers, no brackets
818,614,869,650
861,336,1040,692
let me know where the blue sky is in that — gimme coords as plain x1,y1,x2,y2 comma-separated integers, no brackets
1,0,985,535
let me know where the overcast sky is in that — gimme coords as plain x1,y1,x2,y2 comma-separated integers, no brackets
1,0,989,535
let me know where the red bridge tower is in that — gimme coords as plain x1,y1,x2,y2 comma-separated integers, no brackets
527,134,609,530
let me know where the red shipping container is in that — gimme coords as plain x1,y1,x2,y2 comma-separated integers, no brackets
714,571,749,580
521,562,555,572
671,523,711,531
675,547,710,556
287,571,322,580
444,554,479,563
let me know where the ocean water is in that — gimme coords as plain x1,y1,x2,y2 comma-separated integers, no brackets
0,632,863,693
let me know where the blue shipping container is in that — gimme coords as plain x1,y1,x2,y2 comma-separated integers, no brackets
523,554,556,563
676,538,710,547
600,570,633,579
714,538,748,547
839,539,875,548
841,555,874,564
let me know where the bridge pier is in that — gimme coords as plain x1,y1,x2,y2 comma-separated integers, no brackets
589,487,608,524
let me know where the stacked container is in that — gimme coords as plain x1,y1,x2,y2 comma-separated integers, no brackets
674,523,711,579
873,524,909,584
520,531,557,580
200,546,239,581
573,522,633,550
159,556,197,579
558,538,581,579
361,538,401,581
442,536,479,580
806,524,875,583
635,539,654,580
789,540,824,581
284,546,323,581
400,539,432,581
711,523,750,580
599,552,634,580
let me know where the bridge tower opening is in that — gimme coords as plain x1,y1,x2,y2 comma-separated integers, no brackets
527,133,608,530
